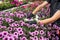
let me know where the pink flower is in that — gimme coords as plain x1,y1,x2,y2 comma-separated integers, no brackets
14,0,18,2
16,3,20,6
40,30,45,35
22,5,28,9
2,31,8,36
11,2,15,5
20,37,27,40
39,36,45,40
30,3,35,8
19,1,23,5
0,32,3,38
18,31,24,35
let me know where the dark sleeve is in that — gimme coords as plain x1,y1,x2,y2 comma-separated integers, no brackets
46,0,51,3
56,3,60,10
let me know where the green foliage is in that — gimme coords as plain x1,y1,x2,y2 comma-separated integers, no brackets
0,2,15,11
2,21,9,27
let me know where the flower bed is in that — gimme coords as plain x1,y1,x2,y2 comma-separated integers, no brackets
0,1,59,40
0,10,59,40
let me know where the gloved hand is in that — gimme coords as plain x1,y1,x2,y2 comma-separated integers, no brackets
25,20,37,25
27,12,35,18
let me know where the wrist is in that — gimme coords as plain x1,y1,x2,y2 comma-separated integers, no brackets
32,11,36,15
37,20,44,25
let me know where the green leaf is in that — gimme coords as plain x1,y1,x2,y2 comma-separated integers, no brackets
13,17,21,21
2,21,9,27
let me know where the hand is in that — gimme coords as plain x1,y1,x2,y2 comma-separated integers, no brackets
27,12,35,18
37,20,44,25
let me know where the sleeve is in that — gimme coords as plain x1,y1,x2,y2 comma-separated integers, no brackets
56,3,60,10
46,0,51,3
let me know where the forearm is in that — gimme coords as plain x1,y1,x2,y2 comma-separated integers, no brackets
32,1,48,15
39,18,55,24
38,10,60,24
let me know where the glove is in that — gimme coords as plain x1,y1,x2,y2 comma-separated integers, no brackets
27,12,35,18
25,20,37,25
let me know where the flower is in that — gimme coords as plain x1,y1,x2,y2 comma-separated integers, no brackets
3,36,8,40
30,37,35,40
8,27,13,31
20,37,27,40
39,36,45,40
40,30,45,35
16,3,20,6
22,5,28,9
14,0,18,2
2,31,8,36
3,36,15,40
0,21,3,25
19,1,23,5
5,18,14,23
9,37,15,40
13,32,18,36
10,13,15,17
11,2,15,5
34,36,38,40
34,30,39,35
29,32,35,36
18,31,24,35
0,32,3,38
16,27,22,32
0,17,4,21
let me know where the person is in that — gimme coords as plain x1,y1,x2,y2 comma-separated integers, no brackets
26,0,60,40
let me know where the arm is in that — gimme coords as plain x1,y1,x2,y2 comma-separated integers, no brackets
32,1,48,15
38,10,60,24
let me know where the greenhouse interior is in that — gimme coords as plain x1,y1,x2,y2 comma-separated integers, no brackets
0,0,60,40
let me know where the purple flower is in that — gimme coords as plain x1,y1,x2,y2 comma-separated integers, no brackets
9,37,15,40
0,21,3,25
5,18,14,23
44,38,49,40
34,30,39,35
31,24,37,27
8,27,13,31
0,26,6,29
0,32,3,38
0,11,5,15
3,36,8,40
13,32,18,36
0,17,4,21
29,32,35,36
30,36,38,40
34,36,38,40
4,12,10,17
2,31,8,36
20,37,27,40
14,24,20,27
13,35,18,39
18,31,24,35
16,27,22,32
10,13,15,17
40,30,45,35
3,36,14,40
19,21,25,26
25,23,31,27
30,37,35,40
39,36,45,40
16,13,20,17
47,31,51,37
9,23,19,27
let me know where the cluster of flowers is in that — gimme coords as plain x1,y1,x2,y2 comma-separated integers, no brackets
0,10,59,40
11,0,24,6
